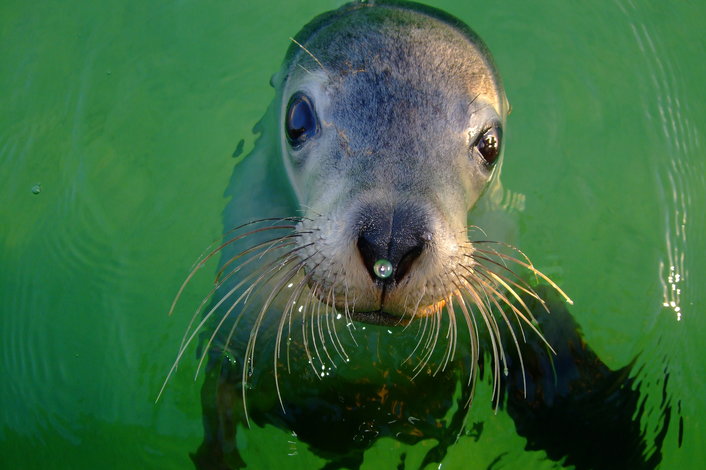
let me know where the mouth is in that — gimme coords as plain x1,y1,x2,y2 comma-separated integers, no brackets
348,309,411,327
346,298,449,327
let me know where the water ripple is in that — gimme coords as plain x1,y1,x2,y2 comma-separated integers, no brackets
616,0,705,466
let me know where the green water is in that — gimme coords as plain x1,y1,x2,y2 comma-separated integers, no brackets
1,0,704,468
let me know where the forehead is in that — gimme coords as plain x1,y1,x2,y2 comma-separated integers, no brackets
285,4,503,110
282,6,505,158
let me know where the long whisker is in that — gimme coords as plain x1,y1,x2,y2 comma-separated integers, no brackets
464,224,488,238
242,257,312,425
402,284,426,335
325,298,348,363
467,251,548,310
193,245,311,381
470,239,536,266
299,282,317,377
156,244,300,403
317,282,339,368
178,236,299,353
290,277,318,374
338,267,358,344
402,286,429,366
289,36,326,71
470,264,556,355
170,227,298,361
322,269,349,363
471,261,537,327
274,269,313,410
473,246,573,305
460,266,528,400
452,290,480,405
187,217,303,273
168,222,300,318
215,233,305,284
308,307,322,374
301,265,321,378
451,289,477,382
475,265,537,335
456,271,504,407
433,295,457,376
412,301,442,378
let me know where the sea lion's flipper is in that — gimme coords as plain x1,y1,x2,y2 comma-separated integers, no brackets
501,287,667,470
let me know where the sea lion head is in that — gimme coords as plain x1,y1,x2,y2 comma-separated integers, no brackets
276,1,509,325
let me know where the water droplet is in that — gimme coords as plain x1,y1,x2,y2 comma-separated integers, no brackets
373,259,393,279
31,183,41,195
223,351,238,366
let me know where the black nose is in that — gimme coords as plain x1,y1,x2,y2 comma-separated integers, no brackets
355,204,429,285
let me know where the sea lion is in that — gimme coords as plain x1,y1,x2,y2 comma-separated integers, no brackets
162,1,668,469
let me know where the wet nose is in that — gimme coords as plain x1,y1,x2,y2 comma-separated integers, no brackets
355,204,429,285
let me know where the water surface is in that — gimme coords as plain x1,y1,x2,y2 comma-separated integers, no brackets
1,0,704,468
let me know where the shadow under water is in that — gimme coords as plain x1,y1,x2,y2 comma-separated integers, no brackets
189,281,670,469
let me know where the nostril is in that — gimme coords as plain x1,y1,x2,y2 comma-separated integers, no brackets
355,204,430,285
356,233,381,282
394,244,423,283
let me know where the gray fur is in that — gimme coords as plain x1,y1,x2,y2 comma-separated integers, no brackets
274,2,509,322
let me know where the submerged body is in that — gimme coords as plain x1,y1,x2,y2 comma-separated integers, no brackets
165,1,668,469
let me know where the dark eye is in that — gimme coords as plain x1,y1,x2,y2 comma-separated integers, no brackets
285,93,318,147
474,126,502,166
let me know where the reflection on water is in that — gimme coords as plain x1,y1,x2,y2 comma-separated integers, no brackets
615,2,704,469
620,1,694,322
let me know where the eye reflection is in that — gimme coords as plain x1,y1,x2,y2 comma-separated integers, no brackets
285,93,319,147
